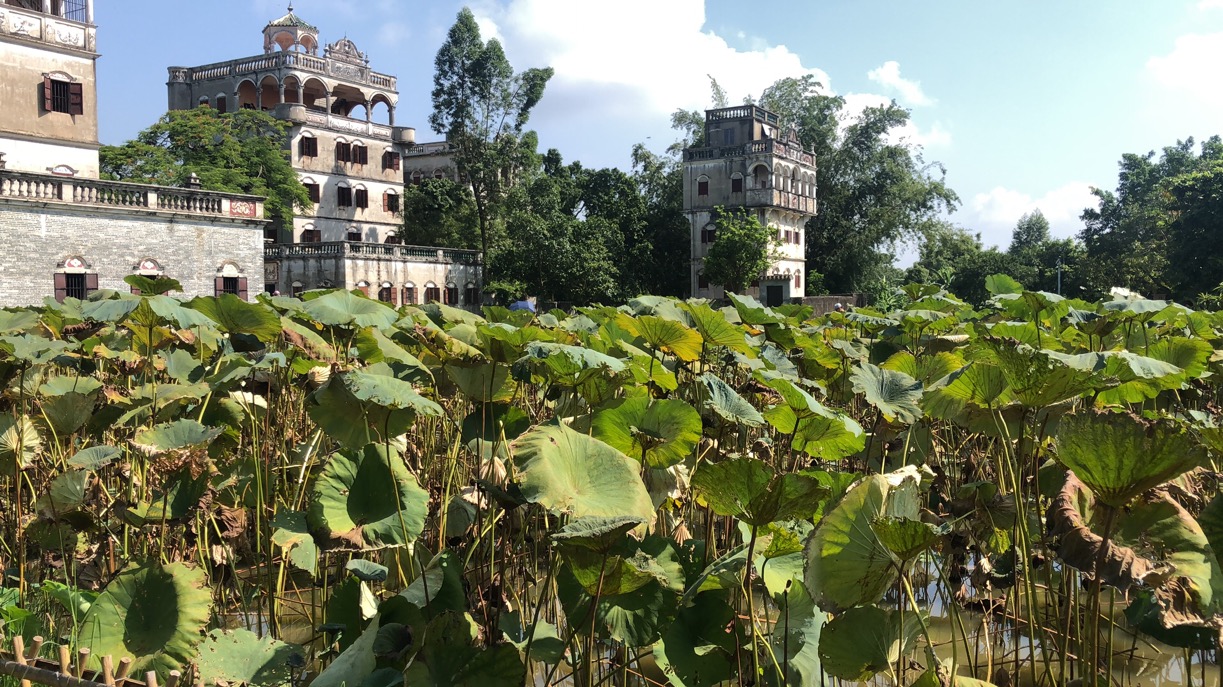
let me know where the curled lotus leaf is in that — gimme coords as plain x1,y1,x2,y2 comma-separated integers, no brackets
0,414,41,476
308,369,441,449
691,457,827,526
622,315,703,362
186,294,282,343
307,443,429,550
130,419,222,456
698,373,764,427
300,289,398,329
851,362,923,425
77,562,213,676
1055,410,1206,509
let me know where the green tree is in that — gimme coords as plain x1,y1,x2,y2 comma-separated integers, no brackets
99,108,310,236
1009,210,1050,256
629,144,690,297
757,76,959,293
1165,159,1223,301
1080,136,1223,298
399,178,479,250
904,222,983,287
429,7,553,261
703,207,779,293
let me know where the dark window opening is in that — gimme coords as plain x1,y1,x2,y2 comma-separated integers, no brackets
701,228,717,244
220,277,240,295
697,180,709,196
292,283,305,297
304,182,320,203
403,286,416,304
347,228,362,241
63,273,90,300
723,129,735,145
352,145,368,166
301,228,321,242
464,286,479,305
354,188,368,209
698,272,709,289
378,286,393,303
424,286,440,303
337,186,353,207
731,176,743,193
335,142,352,163
299,136,318,158
382,151,401,171
44,78,82,115
384,192,399,213
445,285,458,305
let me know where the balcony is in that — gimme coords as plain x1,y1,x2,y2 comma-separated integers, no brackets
266,241,481,266
174,51,396,92
745,188,816,214
706,105,780,126
299,108,392,139
0,2,96,53
0,170,266,222
685,137,814,167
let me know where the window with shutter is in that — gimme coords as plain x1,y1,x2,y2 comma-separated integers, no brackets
304,183,320,203
336,142,351,163
68,82,84,115
378,286,393,303
354,189,368,208
352,146,367,166
337,187,353,207
43,76,53,112
384,193,399,213
84,273,98,295
731,176,743,193
299,137,318,158
238,278,249,301
698,180,709,196
446,285,458,305
53,273,68,303
403,286,416,304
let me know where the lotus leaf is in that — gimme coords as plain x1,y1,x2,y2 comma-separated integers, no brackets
308,444,430,550
818,605,922,681
871,515,940,561
186,294,281,342
591,397,701,468
196,628,300,687
680,301,750,353
551,515,644,553
766,580,826,687
271,511,318,576
308,370,441,448
0,414,40,475
346,559,390,582
66,445,120,470
500,610,565,665
622,315,703,362
652,593,743,687
557,567,676,647
301,289,398,329
511,422,654,523
699,372,765,426
131,419,222,455
404,611,525,686
311,616,380,687
852,363,923,424
691,457,827,526
1056,411,1205,508
77,562,213,676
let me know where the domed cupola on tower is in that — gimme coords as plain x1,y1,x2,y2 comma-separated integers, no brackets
263,4,319,55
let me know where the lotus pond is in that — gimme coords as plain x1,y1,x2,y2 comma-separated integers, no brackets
2,274,1223,687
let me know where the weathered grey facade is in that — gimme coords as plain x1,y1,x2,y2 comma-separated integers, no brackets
0,0,268,306
166,8,481,308
684,105,817,305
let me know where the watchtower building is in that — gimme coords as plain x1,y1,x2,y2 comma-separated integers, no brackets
684,105,817,305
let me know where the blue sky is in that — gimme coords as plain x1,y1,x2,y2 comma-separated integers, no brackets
95,0,1223,258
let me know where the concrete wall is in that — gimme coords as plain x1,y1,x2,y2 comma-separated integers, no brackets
0,35,97,161
292,125,401,242
0,200,265,305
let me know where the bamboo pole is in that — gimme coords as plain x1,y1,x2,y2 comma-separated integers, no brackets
0,657,118,687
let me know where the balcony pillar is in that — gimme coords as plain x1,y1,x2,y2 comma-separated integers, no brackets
86,0,94,23
364,100,372,123
42,0,51,15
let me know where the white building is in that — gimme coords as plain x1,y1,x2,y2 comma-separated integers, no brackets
685,105,817,305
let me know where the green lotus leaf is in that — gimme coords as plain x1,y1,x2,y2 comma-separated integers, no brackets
652,592,744,687
39,580,96,624
271,510,317,576
460,402,529,460
79,296,142,324
307,444,430,550
680,301,750,353
727,292,782,325
591,397,702,469
511,422,654,523
699,373,764,426
557,567,676,647
981,338,1101,408
124,274,183,296
131,419,222,456
1056,411,1205,508
36,469,89,520
66,445,120,470
851,362,923,425
301,289,398,329
691,457,827,526
765,401,865,460
551,515,644,553
517,341,626,383
77,562,213,676
0,309,40,334
196,628,300,687
910,659,1001,686
39,375,103,397
805,471,923,612
311,615,380,687
627,295,691,323
623,315,703,362
870,515,939,561
40,392,94,436
404,611,525,687
561,547,661,596
346,559,390,582
499,610,565,665
818,605,922,681
280,315,337,362
0,415,40,476
984,273,1023,296
399,549,466,617
308,370,441,449
186,294,281,343
766,579,825,686
446,362,510,402
327,577,377,651
420,301,487,327
138,295,218,330
354,326,430,378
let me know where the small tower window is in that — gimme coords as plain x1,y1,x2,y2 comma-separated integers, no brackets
697,180,709,196
384,191,400,213
299,136,318,157
354,188,369,209
731,176,743,193
303,182,320,203
347,227,362,241
44,76,83,115
337,186,353,207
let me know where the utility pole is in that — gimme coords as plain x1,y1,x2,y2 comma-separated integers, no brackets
1056,257,1063,296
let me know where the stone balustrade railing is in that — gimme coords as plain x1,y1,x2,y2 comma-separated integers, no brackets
298,108,392,139
686,137,815,167
266,241,481,265
0,3,95,54
745,188,816,214
178,51,397,91
0,170,265,221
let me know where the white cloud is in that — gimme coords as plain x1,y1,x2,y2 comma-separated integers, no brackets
841,93,951,148
471,0,829,120
1147,32,1223,109
867,60,933,106
961,182,1099,248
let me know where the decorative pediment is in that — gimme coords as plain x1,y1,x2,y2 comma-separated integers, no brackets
325,37,367,65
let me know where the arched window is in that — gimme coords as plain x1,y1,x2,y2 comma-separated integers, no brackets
445,283,459,305
356,280,371,297
347,226,362,242
424,281,440,303
730,172,744,193
697,175,709,196
383,190,400,213
298,131,318,159
54,255,96,302
215,262,248,299
464,282,479,306
215,94,228,114
300,223,320,243
701,223,717,244
130,257,165,295
198,96,210,109
403,282,416,305
291,281,304,297
377,282,395,304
